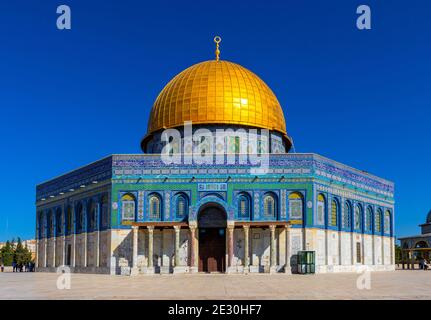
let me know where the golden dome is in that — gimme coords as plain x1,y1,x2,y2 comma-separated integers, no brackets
145,59,289,141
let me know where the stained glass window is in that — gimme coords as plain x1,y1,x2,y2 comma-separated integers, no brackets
331,200,338,227
47,211,53,237
80,209,85,230
176,194,187,219
238,194,250,218
289,192,303,219
264,194,276,218
149,194,161,220
101,195,109,229
88,201,97,231
66,206,73,234
365,207,373,231
354,205,361,230
343,201,351,229
76,204,83,232
121,194,136,221
384,210,391,234
317,194,325,225
375,209,382,233
56,209,62,235
38,212,44,238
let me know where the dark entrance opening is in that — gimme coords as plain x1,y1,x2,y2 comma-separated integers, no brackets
66,244,71,266
198,204,227,273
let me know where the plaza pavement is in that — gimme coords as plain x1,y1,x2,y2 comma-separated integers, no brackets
0,269,430,300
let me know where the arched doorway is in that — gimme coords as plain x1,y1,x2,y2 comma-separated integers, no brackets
415,241,430,261
198,203,227,273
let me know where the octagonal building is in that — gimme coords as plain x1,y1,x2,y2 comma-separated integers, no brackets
35,40,395,275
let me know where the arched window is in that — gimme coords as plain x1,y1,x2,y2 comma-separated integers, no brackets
343,201,352,229
121,194,136,221
316,194,326,225
238,193,251,219
330,199,339,227
263,193,277,219
384,210,391,234
227,135,241,154
148,194,161,220
66,206,73,235
176,193,188,219
87,200,97,231
55,208,62,236
375,209,382,233
354,204,362,230
76,203,84,233
365,206,373,232
38,211,44,238
289,192,303,219
101,195,109,229
47,210,53,237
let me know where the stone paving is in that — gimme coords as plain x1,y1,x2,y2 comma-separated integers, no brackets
0,270,430,300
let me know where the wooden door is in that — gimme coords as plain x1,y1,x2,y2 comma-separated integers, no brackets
199,228,226,272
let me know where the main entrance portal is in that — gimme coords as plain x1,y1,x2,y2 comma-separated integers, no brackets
198,204,227,273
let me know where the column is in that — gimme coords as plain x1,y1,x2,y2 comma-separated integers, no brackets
83,231,87,268
62,235,66,266
71,209,76,268
145,226,155,274
285,225,291,274
227,225,234,273
52,216,56,268
189,226,198,273
95,230,100,268
52,235,56,268
411,251,415,270
35,239,39,268
131,226,139,276
243,225,250,273
270,225,277,273
95,203,100,268
72,232,76,268
174,226,180,266
84,208,88,268
44,238,47,268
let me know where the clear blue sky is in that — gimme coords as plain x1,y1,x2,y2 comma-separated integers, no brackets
0,0,430,242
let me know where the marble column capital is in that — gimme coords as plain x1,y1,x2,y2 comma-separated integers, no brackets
189,221,197,229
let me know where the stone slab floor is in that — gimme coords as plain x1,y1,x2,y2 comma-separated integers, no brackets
0,270,430,300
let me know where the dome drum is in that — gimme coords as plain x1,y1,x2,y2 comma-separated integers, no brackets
142,123,290,154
